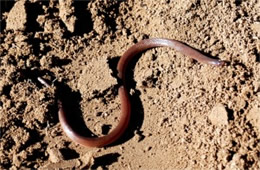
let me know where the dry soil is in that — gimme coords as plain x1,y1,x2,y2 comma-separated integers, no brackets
0,0,260,169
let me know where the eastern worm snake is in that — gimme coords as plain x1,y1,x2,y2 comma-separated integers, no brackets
38,38,226,147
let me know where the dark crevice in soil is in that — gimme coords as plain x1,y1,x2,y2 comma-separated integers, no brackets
59,148,80,160
227,150,236,161
25,1,45,32
55,81,97,137
51,56,72,67
73,1,93,35
234,0,242,6
253,48,260,63
226,107,234,121
107,56,121,82
1,85,12,98
27,36,42,57
18,68,55,87
91,153,121,169
103,1,123,34
102,124,112,135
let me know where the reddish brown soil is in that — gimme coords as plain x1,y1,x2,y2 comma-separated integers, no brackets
0,0,260,169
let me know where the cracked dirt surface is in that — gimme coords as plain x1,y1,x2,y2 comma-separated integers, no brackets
0,0,260,169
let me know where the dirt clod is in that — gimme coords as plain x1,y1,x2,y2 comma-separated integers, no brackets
58,0,76,33
6,0,27,31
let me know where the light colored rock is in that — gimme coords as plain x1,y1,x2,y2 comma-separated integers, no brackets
208,103,228,126
251,22,260,35
253,80,260,93
80,153,94,168
47,147,63,163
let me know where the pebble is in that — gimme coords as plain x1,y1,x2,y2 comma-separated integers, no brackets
208,103,228,126
47,147,63,163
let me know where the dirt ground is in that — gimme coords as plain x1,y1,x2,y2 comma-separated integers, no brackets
0,0,260,169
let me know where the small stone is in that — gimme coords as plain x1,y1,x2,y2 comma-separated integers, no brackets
36,15,46,26
97,167,103,170
253,80,260,93
47,147,63,163
80,153,94,168
208,103,228,126
201,155,206,159
251,22,260,35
